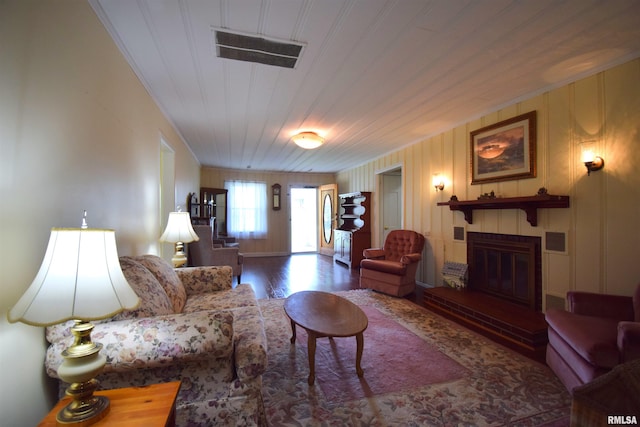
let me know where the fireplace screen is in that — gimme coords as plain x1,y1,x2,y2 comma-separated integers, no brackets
467,232,541,311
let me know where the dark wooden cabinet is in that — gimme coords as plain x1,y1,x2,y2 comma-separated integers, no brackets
187,188,229,235
334,192,371,269
334,229,351,265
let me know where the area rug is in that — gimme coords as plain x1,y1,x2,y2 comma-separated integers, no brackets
292,305,469,404
260,289,571,426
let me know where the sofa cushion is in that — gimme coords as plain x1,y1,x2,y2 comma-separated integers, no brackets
134,255,187,313
46,310,235,378
176,265,233,294
547,326,609,387
360,267,408,286
182,283,257,313
360,259,406,275
113,257,173,321
546,308,620,369
103,311,234,369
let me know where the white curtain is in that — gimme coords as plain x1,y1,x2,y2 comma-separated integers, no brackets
224,180,268,239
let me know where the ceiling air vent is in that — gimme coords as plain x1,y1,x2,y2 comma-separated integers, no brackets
214,30,304,69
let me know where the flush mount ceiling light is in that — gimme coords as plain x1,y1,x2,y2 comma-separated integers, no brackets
292,132,325,149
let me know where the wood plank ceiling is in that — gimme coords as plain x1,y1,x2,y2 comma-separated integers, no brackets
91,0,640,173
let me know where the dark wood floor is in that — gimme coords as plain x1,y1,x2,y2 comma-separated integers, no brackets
242,253,364,299
244,252,420,308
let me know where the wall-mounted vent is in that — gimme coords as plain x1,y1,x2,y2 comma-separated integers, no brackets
544,231,568,254
453,226,465,241
214,30,304,69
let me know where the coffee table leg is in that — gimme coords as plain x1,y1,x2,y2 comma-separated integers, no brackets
289,319,296,344
355,332,364,377
307,331,317,385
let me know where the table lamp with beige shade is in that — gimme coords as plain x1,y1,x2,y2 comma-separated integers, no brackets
159,210,199,267
7,214,140,426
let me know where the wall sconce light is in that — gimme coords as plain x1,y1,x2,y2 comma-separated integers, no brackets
581,148,604,176
432,174,445,191
292,131,325,149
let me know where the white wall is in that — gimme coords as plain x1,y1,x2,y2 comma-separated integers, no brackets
0,1,199,425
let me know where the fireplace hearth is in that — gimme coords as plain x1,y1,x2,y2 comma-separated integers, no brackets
423,232,546,361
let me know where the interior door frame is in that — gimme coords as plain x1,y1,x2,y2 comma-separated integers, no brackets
318,183,337,256
375,164,403,247
288,184,320,254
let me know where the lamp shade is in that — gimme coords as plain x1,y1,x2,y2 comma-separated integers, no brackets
581,148,595,163
8,228,140,326
159,211,199,243
292,131,325,149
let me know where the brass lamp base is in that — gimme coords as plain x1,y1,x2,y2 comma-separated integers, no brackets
57,383,109,426
56,321,109,426
172,241,187,268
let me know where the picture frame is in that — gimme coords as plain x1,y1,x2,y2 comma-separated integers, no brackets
470,111,536,185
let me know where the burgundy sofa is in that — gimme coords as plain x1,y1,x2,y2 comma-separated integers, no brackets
545,283,640,392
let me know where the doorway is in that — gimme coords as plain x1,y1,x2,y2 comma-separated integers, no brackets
290,187,318,253
380,167,402,242
318,183,337,256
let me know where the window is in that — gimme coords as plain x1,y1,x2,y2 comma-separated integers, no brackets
224,180,268,239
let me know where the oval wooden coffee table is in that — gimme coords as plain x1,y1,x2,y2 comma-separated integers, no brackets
284,290,368,385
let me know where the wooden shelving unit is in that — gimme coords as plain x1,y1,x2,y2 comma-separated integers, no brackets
334,191,371,269
187,188,229,234
437,191,570,227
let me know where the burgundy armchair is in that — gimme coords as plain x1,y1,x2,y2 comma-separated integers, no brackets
545,283,640,392
359,229,425,297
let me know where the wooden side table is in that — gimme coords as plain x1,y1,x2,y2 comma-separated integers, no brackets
38,381,181,427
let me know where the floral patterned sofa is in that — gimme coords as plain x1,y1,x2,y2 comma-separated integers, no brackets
44,254,268,426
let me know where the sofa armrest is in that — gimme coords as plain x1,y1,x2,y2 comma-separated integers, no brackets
230,306,268,382
568,291,634,320
363,248,385,259
45,311,234,378
176,265,233,295
618,321,640,362
400,253,422,265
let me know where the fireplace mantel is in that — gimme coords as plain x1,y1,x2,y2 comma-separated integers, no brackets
437,192,570,226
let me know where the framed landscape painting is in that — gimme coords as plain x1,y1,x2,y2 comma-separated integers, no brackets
470,111,537,185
